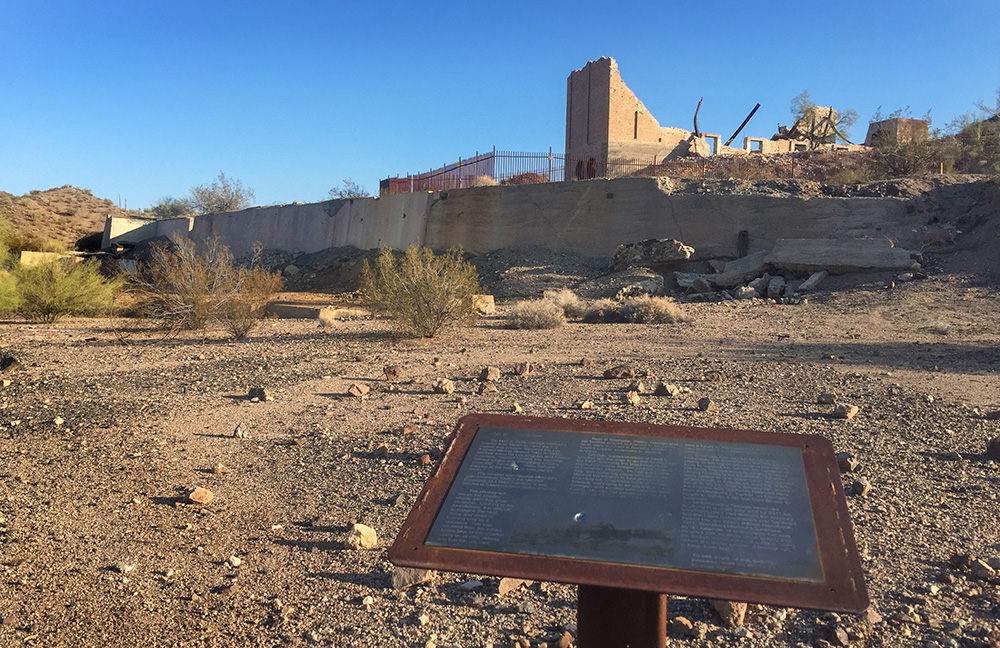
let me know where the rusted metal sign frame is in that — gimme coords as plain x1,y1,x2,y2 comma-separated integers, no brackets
389,414,869,613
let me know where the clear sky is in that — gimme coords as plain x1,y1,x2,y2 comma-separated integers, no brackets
2,0,998,209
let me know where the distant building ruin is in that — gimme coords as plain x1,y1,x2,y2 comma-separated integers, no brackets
864,118,931,146
564,57,868,177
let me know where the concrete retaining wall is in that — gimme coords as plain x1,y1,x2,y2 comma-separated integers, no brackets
103,176,912,262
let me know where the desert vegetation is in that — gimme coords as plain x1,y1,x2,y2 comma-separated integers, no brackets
124,239,281,339
360,244,482,337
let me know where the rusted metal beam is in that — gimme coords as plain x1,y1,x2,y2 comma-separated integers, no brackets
693,97,703,137
724,103,761,147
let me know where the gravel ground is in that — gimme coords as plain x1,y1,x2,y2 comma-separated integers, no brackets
1,273,998,648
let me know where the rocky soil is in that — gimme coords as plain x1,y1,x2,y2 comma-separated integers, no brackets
1,259,999,647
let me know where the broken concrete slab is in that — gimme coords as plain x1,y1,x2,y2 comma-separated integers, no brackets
797,270,828,292
611,238,694,270
673,272,701,290
711,250,770,287
766,238,920,274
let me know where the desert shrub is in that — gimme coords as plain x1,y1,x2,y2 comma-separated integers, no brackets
360,244,482,337
216,267,283,340
14,259,119,323
0,271,18,314
581,298,624,323
130,238,281,338
619,295,687,324
542,288,587,318
581,296,686,324
189,172,254,214
507,299,566,329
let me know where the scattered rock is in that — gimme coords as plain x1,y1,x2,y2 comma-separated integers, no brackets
766,276,786,299
212,463,229,475
419,454,431,465
344,523,378,550
817,392,837,405
498,577,532,595
227,555,242,568
233,423,249,439
512,402,523,414
626,380,646,393
247,387,272,402
603,365,636,379
836,452,859,473
181,487,214,505
579,400,593,410
970,559,996,580
347,382,371,398
391,566,434,590
851,477,873,497
514,362,533,376
654,381,680,397
986,436,1000,460
833,403,860,420
472,294,496,315
703,370,724,382
0,356,19,373
477,382,499,395
112,561,136,574
53,416,65,426
432,378,455,394
711,600,747,627
734,285,757,300
671,616,695,637
383,365,401,382
459,579,482,590
623,391,641,406
697,397,719,412
480,366,501,382
556,630,574,648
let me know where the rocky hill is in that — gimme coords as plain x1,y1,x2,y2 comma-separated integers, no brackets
0,185,129,250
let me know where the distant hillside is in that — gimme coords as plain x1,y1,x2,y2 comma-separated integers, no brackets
0,185,130,250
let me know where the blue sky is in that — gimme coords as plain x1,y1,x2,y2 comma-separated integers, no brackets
2,0,998,208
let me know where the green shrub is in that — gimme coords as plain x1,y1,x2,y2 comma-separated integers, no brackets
130,238,281,339
14,259,118,323
360,245,482,337
507,299,566,329
542,288,587,318
0,270,19,314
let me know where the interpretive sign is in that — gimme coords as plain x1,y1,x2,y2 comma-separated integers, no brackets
390,414,869,614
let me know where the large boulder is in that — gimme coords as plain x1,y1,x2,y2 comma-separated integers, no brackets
611,239,694,271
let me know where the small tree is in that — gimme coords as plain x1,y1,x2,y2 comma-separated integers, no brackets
189,172,255,214
790,90,858,149
328,178,369,199
149,196,194,220
360,245,482,337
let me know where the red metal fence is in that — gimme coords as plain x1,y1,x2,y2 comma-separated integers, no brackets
380,148,656,195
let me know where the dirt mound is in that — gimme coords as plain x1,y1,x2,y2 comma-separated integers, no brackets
0,185,127,249
470,245,606,300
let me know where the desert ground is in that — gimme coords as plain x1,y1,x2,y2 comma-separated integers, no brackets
1,244,999,648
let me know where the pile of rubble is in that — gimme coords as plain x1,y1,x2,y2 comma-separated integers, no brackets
610,237,924,304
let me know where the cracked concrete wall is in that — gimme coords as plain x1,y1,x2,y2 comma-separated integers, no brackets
106,178,912,262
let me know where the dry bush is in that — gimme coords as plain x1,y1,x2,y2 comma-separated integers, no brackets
507,299,566,329
470,175,498,187
360,245,482,337
129,238,281,339
582,296,687,324
542,288,587,318
14,259,118,323
619,295,687,324
581,298,624,323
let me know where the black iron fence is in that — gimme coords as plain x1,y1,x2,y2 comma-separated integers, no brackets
380,148,657,195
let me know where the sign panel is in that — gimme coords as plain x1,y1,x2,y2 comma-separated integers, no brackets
390,415,869,613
